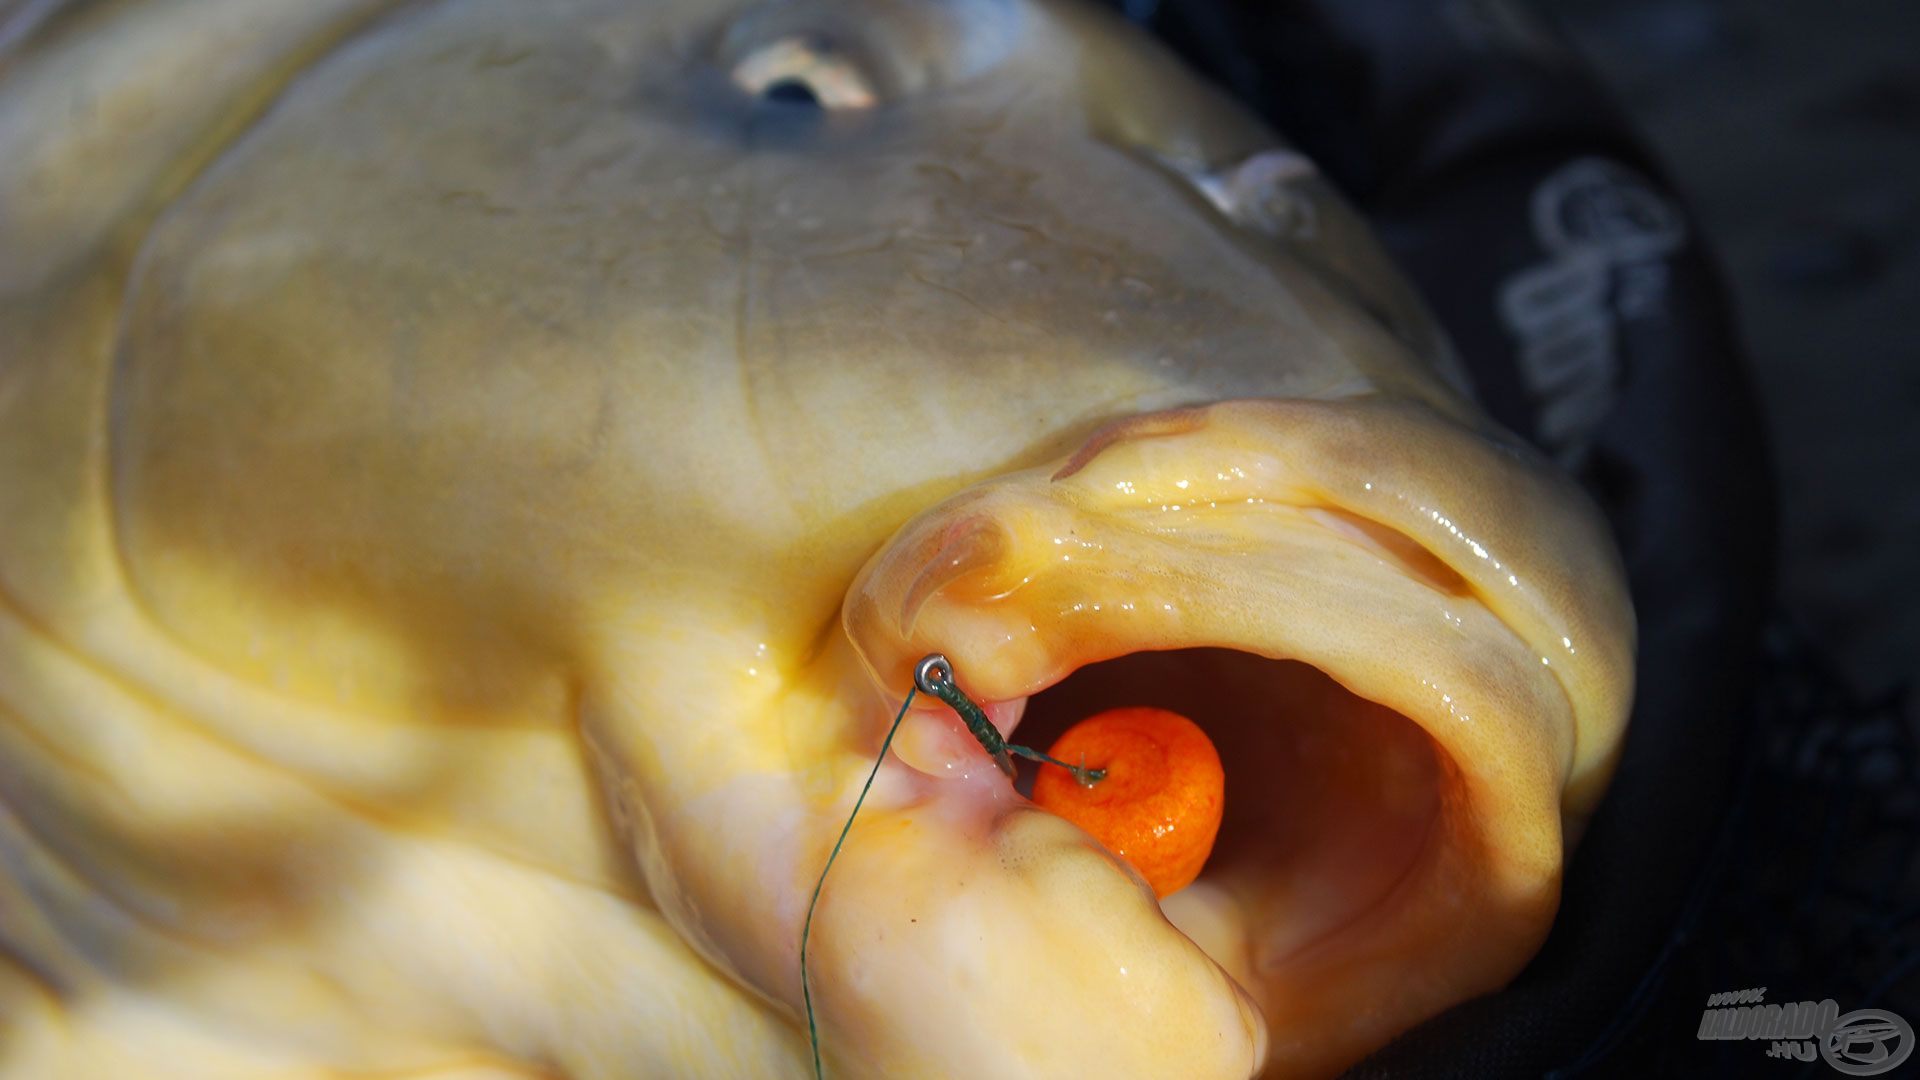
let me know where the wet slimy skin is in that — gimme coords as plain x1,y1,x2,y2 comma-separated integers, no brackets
0,1,1633,1077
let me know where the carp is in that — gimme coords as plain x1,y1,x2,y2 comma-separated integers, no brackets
0,0,1633,1076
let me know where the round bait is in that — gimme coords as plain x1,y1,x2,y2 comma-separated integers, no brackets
1030,707,1224,898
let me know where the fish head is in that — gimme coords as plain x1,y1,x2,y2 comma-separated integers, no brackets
4,0,1633,1076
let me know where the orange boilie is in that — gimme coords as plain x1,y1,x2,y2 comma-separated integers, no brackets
1030,707,1224,898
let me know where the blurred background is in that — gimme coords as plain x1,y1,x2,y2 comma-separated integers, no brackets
1546,0,1918,701
1543,0,1920,1069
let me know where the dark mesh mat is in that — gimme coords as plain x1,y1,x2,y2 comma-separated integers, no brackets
1100,0,1917,1074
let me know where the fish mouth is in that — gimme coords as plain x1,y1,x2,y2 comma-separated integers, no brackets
833,396,1634,1077
1011,648,1448,972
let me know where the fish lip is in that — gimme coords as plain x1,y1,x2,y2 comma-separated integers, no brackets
837,394,1632,1072
838,503,1534,1069
840,400,1559,827
869,500,1536,793
845,395,1631,794
853,497,1551,726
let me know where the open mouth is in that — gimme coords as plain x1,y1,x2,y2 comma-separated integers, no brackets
1010,648,1445,980
834,395,1634,1076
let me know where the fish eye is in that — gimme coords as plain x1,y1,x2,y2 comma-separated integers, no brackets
728,36,879,110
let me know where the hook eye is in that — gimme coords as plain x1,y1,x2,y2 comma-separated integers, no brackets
914,653,954,694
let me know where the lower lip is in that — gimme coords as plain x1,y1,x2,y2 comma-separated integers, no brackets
891,695,1031,782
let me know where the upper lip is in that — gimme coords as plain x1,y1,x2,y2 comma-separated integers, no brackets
846,396,1621,737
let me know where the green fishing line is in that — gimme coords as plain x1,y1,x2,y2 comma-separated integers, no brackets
801,653,1105,1079
801,683,916,1080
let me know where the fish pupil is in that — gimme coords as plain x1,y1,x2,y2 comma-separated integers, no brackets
761,78,821,108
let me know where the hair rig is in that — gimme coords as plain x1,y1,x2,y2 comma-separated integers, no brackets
798,652,1106,1078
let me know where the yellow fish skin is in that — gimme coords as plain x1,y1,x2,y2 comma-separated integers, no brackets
0,0,1633,1077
